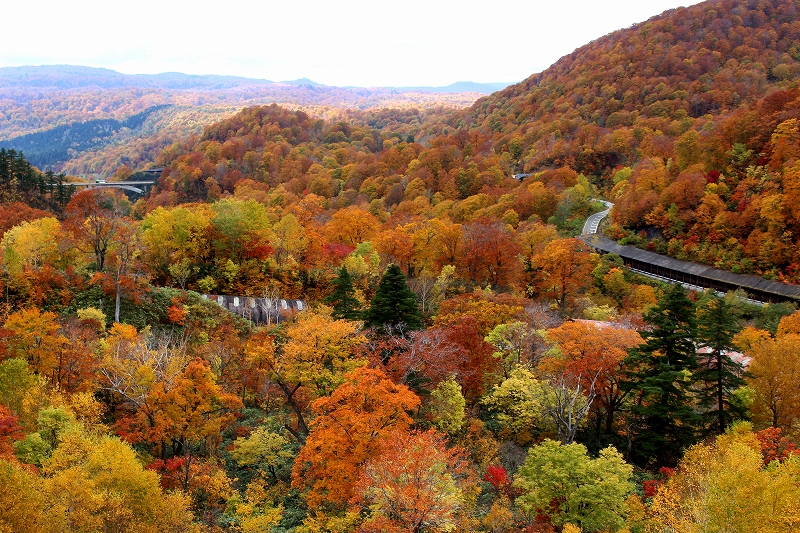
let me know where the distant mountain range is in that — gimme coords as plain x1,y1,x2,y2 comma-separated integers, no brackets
394,81,512,94
0,65,275,90
0,65,513,94
0,65,509,173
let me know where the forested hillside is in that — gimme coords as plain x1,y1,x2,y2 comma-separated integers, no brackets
0,148,73,211
0,66,489,178
3,0,800,532
0,105,170,170
139,0,800,280
462,0,800,279
469,0,800,169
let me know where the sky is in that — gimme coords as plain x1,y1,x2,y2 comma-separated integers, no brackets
2,0,700,87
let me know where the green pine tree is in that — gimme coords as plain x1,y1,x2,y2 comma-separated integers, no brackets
695,295,747,435
324,266,362,320
363,263,424,331
623,283,700,466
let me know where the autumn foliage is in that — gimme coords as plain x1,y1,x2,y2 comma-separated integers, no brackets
352,429,474,533
291,367,420,509
1,1,800,530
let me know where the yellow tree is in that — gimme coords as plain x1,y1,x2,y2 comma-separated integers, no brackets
0,216,78,301
430,218,463,269
649,423,800,533
140,204,214,284
406,219,441,275
485,321,540,378
769,118,800,169
481,367,551,446
516,220,560,274
746,334,800,439
732,326,772,353
210,197,274,264
280,307,366,398
270,213,308,266
1,217,61,274
245,307,366,440
0,459,49,533
783,162,800,228
43,429,199,533
776,310,800,337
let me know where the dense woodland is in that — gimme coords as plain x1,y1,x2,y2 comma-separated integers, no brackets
0,70,482,178
3,0,800,532
0,105,171,170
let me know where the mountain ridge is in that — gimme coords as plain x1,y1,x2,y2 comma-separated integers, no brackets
0,65,512,94
463,0,800,176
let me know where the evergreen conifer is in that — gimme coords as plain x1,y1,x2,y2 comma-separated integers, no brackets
623,283,700,466
324,266,362,320
695,295,747,435
363,264,424,331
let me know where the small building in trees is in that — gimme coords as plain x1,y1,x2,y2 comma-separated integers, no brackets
202,293,306,325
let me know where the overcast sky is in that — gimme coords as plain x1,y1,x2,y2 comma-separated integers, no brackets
2,1,699,87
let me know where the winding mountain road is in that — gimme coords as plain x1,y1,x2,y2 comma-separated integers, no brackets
581,199,613,235
579,200,800,304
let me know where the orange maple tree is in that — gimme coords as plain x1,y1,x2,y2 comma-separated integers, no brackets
544,321,643,433
459,217,522,288
2,307,67,384
351,428,475,533
63,188,130,272
291,366,420,509
531,238,596,314
139,358,241,489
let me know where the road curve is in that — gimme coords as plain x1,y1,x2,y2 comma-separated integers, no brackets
581,199,613,235
579,201,800,304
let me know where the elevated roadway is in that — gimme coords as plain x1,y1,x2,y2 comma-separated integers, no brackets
69,180,155,195
579,201,800,304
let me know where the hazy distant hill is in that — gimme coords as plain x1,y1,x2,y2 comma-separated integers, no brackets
0,65,279,90
281,78,326,87
396,81,513,94
0,66,494,174
0,65,509,93
0,105,171,170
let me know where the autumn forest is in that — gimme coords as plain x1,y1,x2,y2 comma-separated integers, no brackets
2,0,800,532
